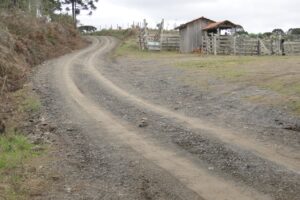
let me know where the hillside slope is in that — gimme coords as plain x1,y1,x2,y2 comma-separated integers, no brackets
0,11,87,126
0,10,87,199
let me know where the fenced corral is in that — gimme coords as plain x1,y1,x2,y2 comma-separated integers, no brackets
138,19,180,51
202,34,300,56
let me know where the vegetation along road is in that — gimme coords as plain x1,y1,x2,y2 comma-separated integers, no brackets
32,36,300,200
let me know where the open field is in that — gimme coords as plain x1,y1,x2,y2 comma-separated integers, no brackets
175,56,300,115
115,37,300,116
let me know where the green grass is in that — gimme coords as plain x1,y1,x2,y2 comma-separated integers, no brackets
0,133,38,170
0,88,45,199
21,96,41,113
175,56,261,81
12,88,41,113
114,36,179,58
0,129,43,199
91,29,134,40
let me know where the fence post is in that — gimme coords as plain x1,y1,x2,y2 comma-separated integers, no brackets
257,39,261,55
206,36,210,54
213,35,217,55
270,39,274,55
233,36,236,55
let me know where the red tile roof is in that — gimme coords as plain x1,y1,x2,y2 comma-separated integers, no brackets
203,20,237,31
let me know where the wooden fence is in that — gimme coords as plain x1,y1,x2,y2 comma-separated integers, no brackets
202,35,300,56
138,19,180,51
161,34,180,51
284,40,300,55
138,33,180,51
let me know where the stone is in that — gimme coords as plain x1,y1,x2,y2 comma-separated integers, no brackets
31,146,45,152
51,174,60,181
138,118,148,128
67,127,74,132
32,137,44,145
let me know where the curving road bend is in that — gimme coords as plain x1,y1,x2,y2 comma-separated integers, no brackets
35,36,300,200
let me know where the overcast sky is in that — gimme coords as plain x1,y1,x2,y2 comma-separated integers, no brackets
78,0,299,33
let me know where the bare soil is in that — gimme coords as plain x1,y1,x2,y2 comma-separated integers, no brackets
31,36,299,200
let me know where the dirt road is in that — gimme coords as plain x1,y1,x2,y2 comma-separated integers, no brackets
33,36,300,200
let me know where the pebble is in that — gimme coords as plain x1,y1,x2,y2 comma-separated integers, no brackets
138,118,148,128
31,145,45,152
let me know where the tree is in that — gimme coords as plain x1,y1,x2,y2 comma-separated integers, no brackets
41,0,62,16
288,28,300,35
78,25,97,33
272,29,285,36
61,0,98,26
262,32,272,38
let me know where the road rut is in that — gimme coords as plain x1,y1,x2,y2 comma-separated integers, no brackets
34,36,300,200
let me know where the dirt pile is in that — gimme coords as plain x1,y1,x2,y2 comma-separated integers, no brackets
0,10,86,93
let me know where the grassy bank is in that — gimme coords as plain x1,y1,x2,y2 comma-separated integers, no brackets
0,87,45,199
0,134,41,199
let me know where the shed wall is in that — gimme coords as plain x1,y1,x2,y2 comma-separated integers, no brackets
179,20,211,53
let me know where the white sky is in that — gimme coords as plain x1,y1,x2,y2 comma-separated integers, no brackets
77,0,300,33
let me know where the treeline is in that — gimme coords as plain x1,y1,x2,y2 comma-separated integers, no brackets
0,0,99,26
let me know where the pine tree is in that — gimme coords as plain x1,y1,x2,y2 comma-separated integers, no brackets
61,0,99,27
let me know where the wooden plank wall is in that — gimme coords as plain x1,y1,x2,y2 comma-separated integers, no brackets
161,34,180,51
179,20,211,53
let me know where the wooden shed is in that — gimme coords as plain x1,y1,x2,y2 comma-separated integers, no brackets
175,17,215,53
175,17,240,53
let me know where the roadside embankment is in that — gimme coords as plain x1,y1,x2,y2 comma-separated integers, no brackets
0,10,87,199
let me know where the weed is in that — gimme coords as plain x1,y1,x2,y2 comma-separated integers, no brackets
0,134,37,170
0,127,44,199
21,96,41,113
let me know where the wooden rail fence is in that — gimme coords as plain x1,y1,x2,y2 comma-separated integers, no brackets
138,19,180,51
202,34,300,56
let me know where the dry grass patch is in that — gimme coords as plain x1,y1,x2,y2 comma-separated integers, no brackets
175,55,300,115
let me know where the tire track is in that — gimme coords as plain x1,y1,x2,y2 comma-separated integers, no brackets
86,36,300,173
58,36,271,200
